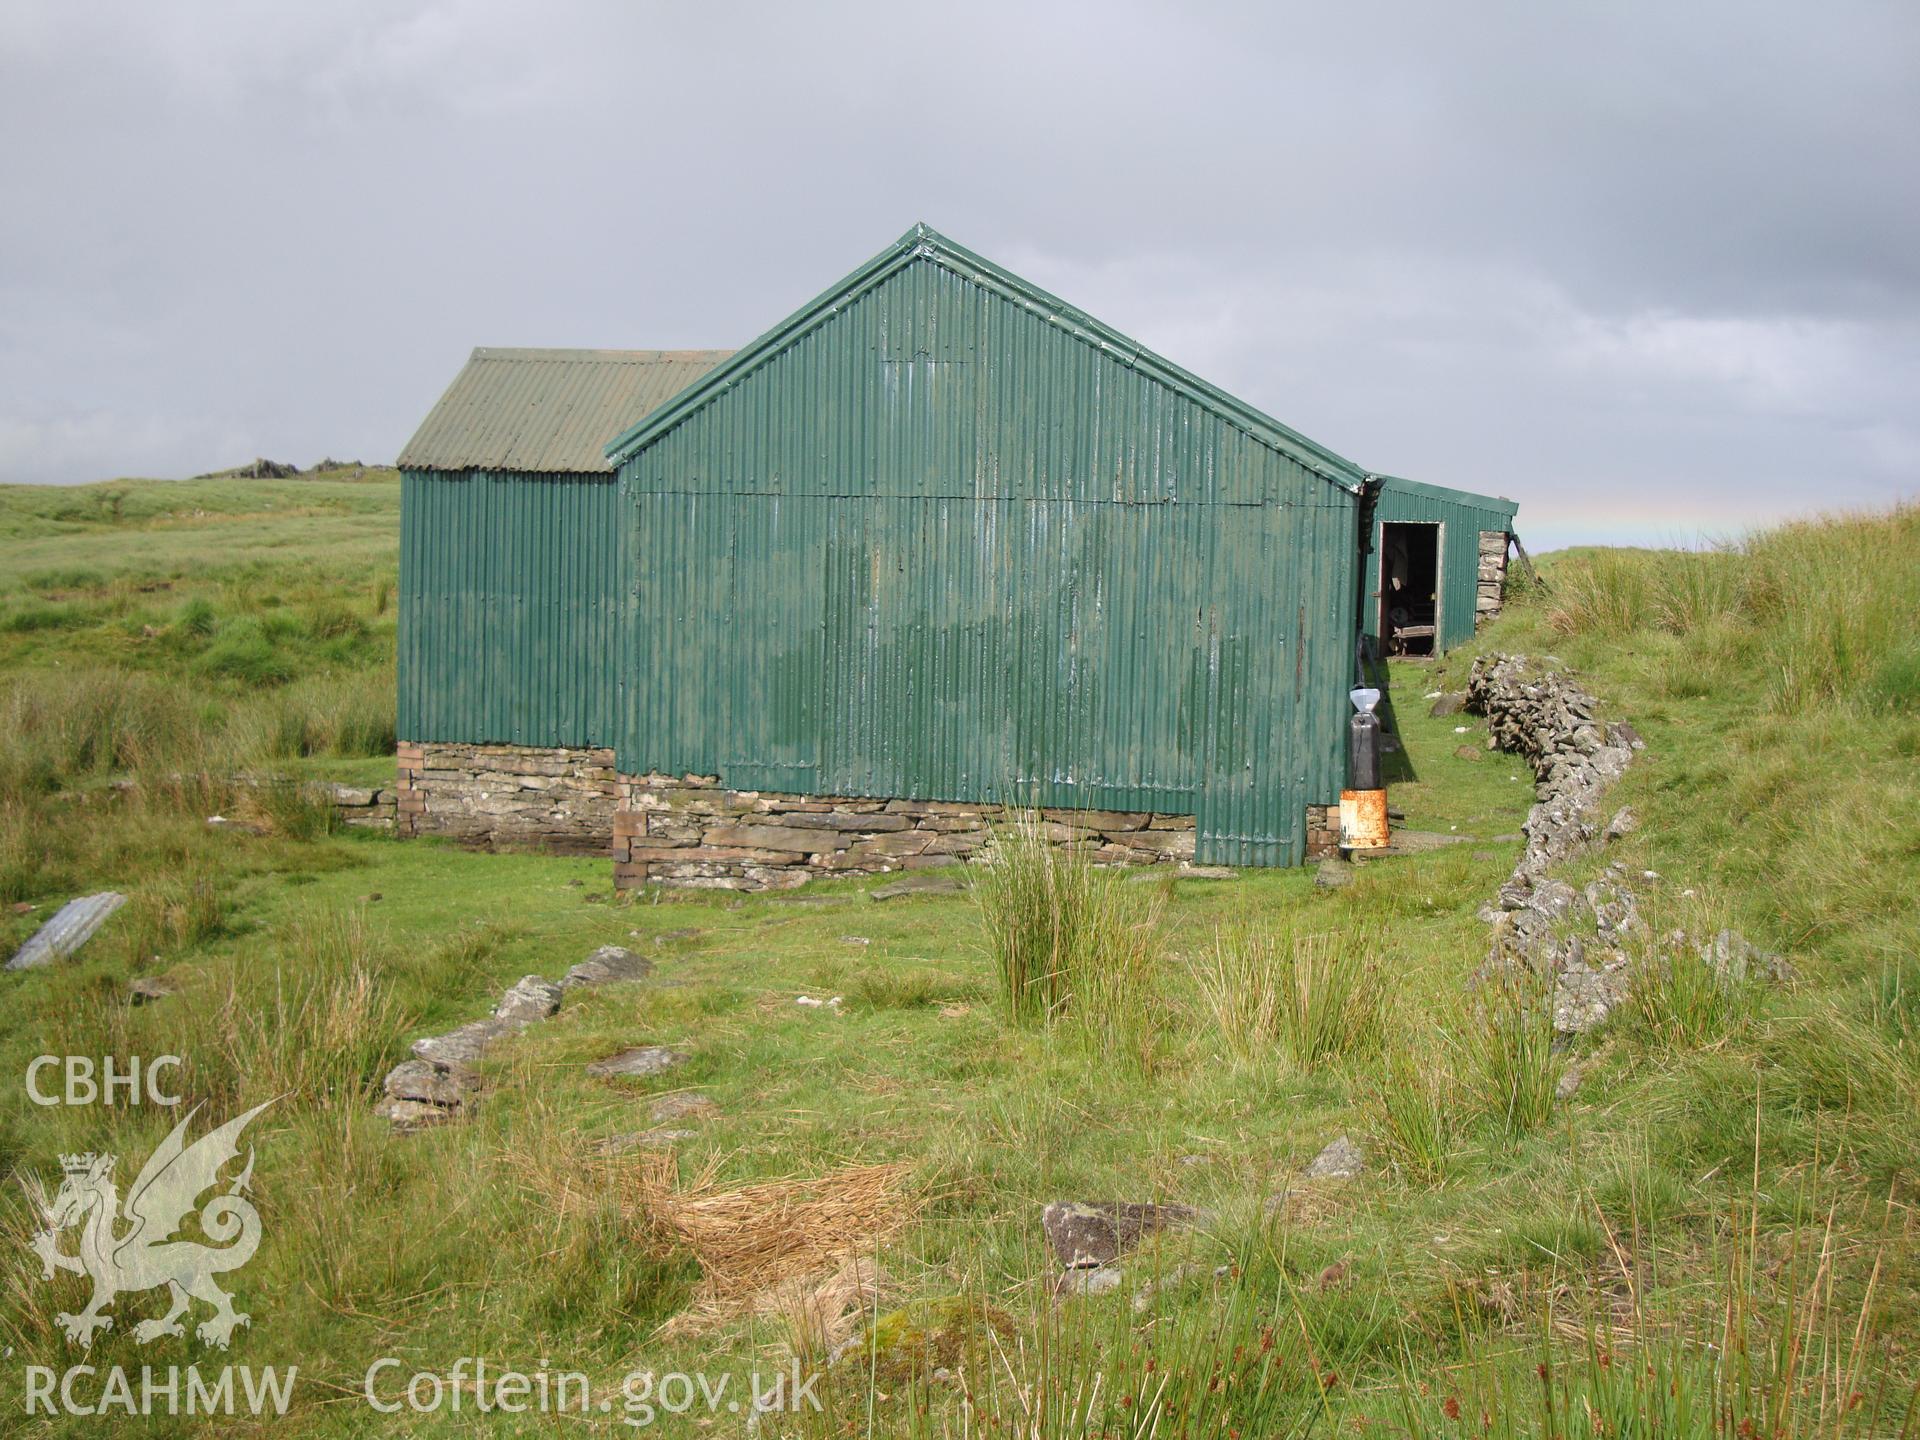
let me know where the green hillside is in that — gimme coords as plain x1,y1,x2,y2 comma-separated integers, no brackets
0,479,1913,1436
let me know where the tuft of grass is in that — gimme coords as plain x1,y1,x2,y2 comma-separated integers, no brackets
197,617,297,685
118,870,230,965
1371,1044,1458,1184
971,811,1166,1065
204,904,411,1112
0,601,89,634
176,594,218,638
1623,943,1760,1050
1193,912,1385,1071
1397,1170,1908,1440
1538,502,1920,716
1460,963,1563,1136
245,774,340,841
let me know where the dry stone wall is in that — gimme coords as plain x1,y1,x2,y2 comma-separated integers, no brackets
396,742,620,855
1474,532,1509,630
323,784,397,829
613,776,1199,891
393,745,1340,887
1466,653,1787,1036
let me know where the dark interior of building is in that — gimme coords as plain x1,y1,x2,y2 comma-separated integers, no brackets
1380,521,1440,656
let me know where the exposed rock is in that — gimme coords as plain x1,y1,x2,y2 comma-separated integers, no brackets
1467,654,1645,1034
1454,744,1483,761
1053,1266,1124,1298
1305,1135,1366,1181
1551,940,1634,1033
587,1046,690,1079
1429,692,1468,717
383,1058,481,1109
198,457,301,479
375,1098,459,1133
1603,806,1640,842
412,1019,508,1066
1609,721,1646,750
1314,857,1355,889
872,872,963,900
1131,1262,1208,1313
1041,1201,1202,1269
128,976,174,1004
1584,881,1642,942
648,1092,718,1124
494,975,564,1029
1702,928,1794,985
1556,1063,1585,1103
559,945,653,989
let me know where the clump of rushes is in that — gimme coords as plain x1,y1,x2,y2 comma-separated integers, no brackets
1461,962,1563,1136
245,774,339,841
204,902,411,1112
1398,1169,1907,1440
1192,912,1385,1072
972,810,1165,1063
1371,1044,1457,1184
1623,938,1761,1051
118,870,229,965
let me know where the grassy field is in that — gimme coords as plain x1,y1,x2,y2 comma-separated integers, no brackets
0,477,1914,1436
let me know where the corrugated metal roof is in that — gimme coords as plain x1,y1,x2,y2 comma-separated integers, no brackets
6,891,126,970
604,224,1369,493
1375,474,1518,517
398,348,733,475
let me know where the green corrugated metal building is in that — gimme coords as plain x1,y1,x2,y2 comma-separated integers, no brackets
395,348,731,747
395,225,1517,868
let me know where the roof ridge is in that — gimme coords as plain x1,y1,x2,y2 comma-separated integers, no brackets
602,225,1366,491
470,346,736,363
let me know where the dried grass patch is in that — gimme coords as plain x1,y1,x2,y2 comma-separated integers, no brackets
616,1152,920,1334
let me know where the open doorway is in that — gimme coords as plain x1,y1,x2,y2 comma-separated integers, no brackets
1380,521,1441,656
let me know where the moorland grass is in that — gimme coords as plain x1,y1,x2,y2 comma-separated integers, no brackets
0,482,1914,1435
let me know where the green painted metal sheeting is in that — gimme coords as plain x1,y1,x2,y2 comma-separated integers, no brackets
397,470,625,748
611,227,1362,866
1364,475,1518,654
394,224,1521,866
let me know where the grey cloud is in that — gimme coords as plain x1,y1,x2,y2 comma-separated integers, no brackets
0,0,1913,546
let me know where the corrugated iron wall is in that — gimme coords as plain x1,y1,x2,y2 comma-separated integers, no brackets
619,255,1358,865
398,469,623,748
1366,485,1516,652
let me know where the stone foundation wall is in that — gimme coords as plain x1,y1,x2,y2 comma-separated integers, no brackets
1305,804,1339,860
395,742,620,855
1475,531,1509,630
613,776,1202,891
324,784,397,830
392,745,1336,885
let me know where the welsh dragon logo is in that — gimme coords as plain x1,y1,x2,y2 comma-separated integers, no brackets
26,1100,272,1349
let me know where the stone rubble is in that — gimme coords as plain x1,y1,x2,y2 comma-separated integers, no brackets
615,783,1206,893
1041,1201,1203,1272
586,1046,690,1079
1304,1135,1366,1181
1467,653,1785,1035
376,945,655,1131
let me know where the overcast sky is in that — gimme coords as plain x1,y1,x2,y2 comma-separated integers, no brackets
1,2,1914,548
